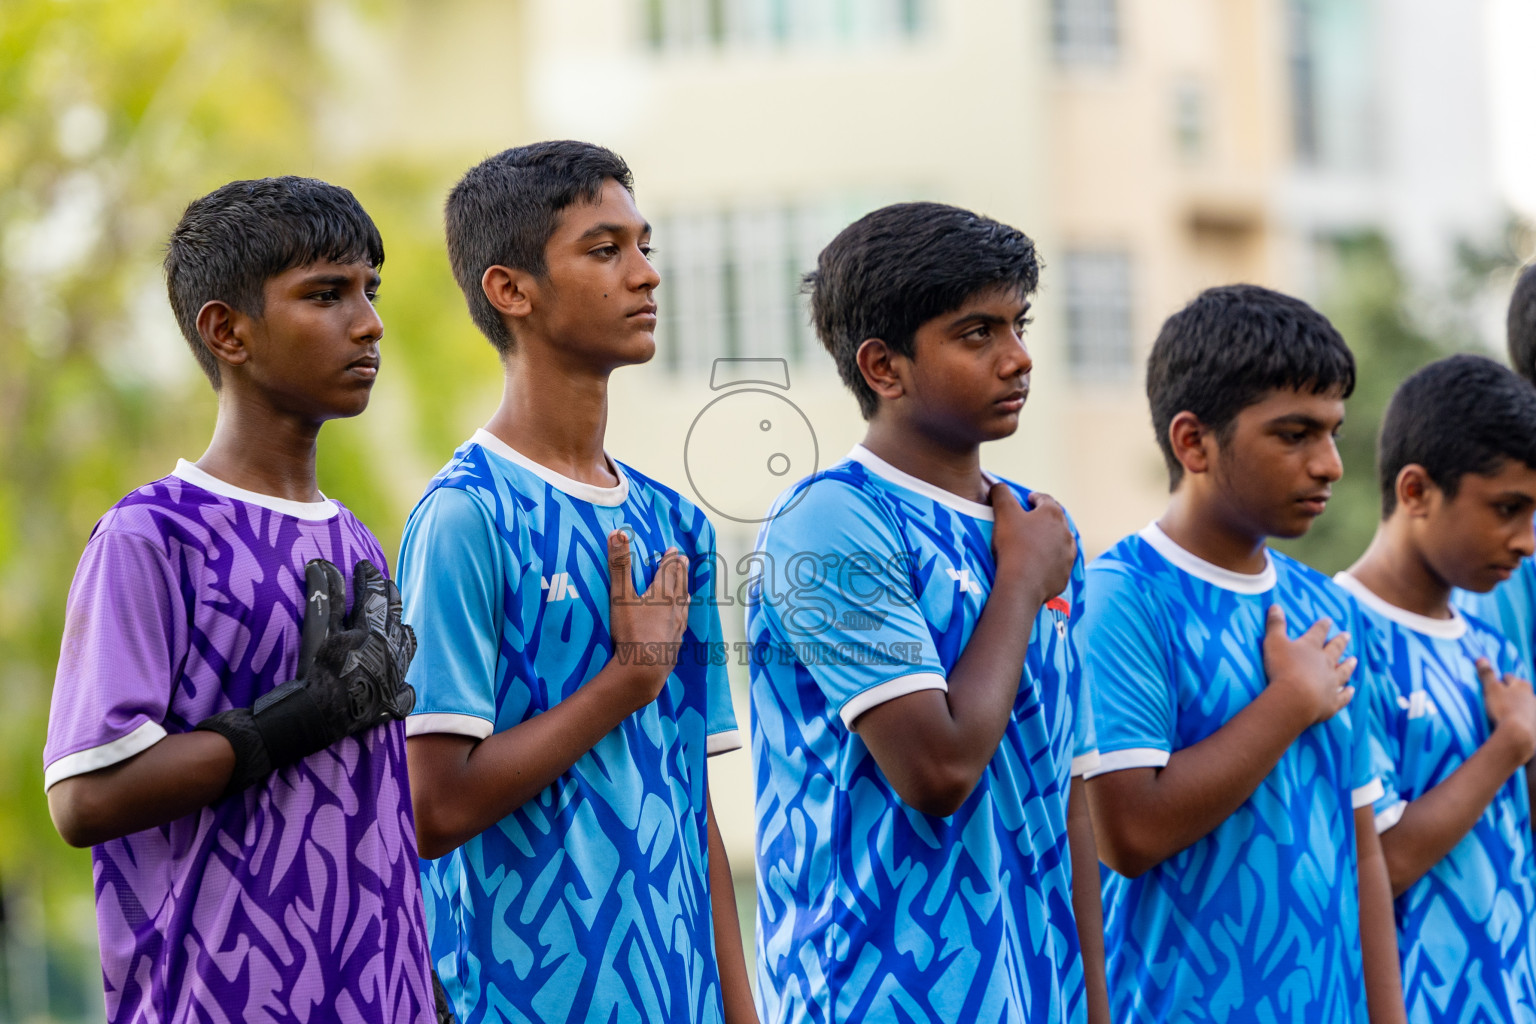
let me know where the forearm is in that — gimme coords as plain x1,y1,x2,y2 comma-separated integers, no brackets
1357,806,1407,1024
1090,687,1311,874
931,575,1045,772
1067,779,1110,1024
1380,727,1527,895
48,731,235,847
707,790,757,1024
409,661,653,857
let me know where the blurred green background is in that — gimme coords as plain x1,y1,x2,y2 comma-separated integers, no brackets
2,0,1532,1018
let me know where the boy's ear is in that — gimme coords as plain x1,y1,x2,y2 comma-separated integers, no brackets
1394,464,1437,516
482,265,537,321
856,338,906,404
1167,411,1214,477
195,300,250,371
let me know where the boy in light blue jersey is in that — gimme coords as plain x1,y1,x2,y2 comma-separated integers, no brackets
750,203,1109,1023
398,142,755,1024
1340,355,1536,1023
1457,264,1536,673
1081,285,1405,1023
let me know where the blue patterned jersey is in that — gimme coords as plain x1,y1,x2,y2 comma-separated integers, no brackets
1083,525,1382,1024
1340,572,1536,1024
1455,561,1536,680
398,430,740,1024
748,445,1098,1024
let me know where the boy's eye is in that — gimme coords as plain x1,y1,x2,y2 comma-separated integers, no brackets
312,289,339,301
592,244,620,258
640,245,656,262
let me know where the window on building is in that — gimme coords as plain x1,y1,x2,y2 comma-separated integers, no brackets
644,0,924,50
1051,0,1119,65
1062,250,1134,382
651,197,901,372
1173,79,1206,160
1286,0,1319,164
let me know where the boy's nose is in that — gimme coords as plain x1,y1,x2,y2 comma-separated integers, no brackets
1003,332,1033,377
355,298,384,343
634,248,661,291
1313,439,1344,482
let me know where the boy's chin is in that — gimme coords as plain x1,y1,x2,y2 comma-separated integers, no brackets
607,333,657,367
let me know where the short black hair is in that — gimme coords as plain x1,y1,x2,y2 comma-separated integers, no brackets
164,177,384,388
444,140,634,353
805,202,1040,419
1377,353,1536,516
1146,284,1356,488
1508,262,1536,385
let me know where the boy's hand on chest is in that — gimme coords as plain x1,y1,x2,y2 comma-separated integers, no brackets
990,485,1076,607
1260,605,1357,729
603,529,692,713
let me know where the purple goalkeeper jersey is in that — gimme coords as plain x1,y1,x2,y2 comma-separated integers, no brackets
43,461,434,1024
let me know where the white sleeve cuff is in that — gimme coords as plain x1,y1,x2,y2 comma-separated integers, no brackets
707,729,743,756
1083,746,1171,779
405,712,494,740
1071,751,1102,777
840,673,948,729
1352,777,1386,810
44,720,167,790
1373,798,1407,833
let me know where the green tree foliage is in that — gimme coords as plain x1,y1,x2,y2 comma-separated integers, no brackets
0,0,336,983
0,14,494,994
1273,232,1467,574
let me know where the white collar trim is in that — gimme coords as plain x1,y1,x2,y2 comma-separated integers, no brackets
1138,522,1276,593
171,460,338,521
847,444,995,520
472,428,629,507
1333,571,1467,639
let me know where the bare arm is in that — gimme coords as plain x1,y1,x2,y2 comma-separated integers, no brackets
1356,804,1407,1024
1379,660,1536,896
1067,777,1110,1024
1088,607,1356,877
48,732,235,847
706,788,758,1024
410,532,691,859
854,487,1076,818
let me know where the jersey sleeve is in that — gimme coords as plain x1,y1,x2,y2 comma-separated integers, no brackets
1064,534,1100,777
691,517,740,755
43,528,183,789
1079,561,1176,776
756,478,946,729
400,486,505,740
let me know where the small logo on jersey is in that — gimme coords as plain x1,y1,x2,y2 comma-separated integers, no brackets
541,573,579,602
1046,596,1071,616
841,608,889,631
1398,692,1438,719
947,568,983,596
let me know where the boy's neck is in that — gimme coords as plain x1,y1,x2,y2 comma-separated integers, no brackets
860,417,987,506
1345,519,1455,620
484,350,618,488
195,390,322,502
1157,488,1269,575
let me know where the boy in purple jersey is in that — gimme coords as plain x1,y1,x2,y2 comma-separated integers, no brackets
43,177,436,1024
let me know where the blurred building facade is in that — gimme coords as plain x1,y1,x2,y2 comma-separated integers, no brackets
311,0,1515,949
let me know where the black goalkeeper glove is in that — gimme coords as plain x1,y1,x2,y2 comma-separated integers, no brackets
197,558,418,797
